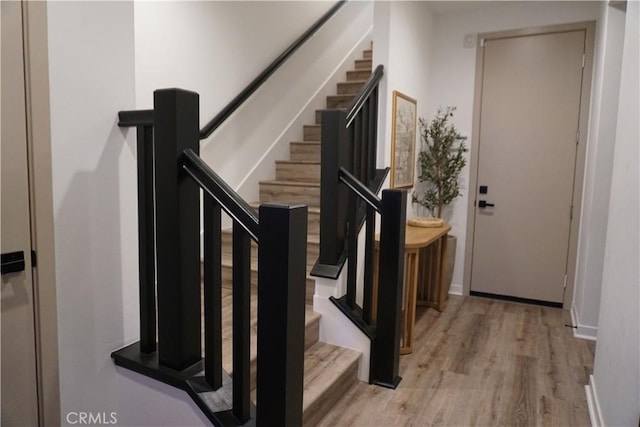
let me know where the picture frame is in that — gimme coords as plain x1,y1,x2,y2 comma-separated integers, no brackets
390,90,417,189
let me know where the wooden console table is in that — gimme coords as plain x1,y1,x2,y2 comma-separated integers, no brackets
373,223,451,354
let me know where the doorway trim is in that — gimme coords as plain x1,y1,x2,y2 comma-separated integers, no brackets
462,21,596,308
21,2,61,424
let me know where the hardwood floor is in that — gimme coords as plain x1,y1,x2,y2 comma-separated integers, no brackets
317,295,595,426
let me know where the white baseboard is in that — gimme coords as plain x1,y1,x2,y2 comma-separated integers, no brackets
570,304,598,341
448,283,463,296
585,374,604,427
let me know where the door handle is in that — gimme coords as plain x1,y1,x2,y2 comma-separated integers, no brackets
1,251,25,274
478,200,495,208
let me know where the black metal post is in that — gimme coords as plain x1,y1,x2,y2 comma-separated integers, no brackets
317,110,350,271
136,124,156,354
362,205,376,324
203,196,222,390
352,115,362,181
232,222,251,423
370,189,406,389
346,192,358,309
360,102,370,184
153,88,201,371
368,89,378,184
257,204,307,427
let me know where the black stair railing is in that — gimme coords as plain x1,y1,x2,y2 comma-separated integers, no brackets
311,64,407,389
112,89,308,427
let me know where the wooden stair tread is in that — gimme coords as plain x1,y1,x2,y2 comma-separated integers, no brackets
291,140,321,147
260,180,320,187
338,79,367,85
275,160,321,165
327,93,358,99
221,252,316,272
220,227,319,244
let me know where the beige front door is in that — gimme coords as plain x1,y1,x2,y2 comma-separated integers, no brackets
1,1,41,424
470,29,587,304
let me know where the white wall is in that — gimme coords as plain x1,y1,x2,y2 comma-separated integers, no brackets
425,1,600,294
135,1,373,205
374,1,434,176
589,1,640,425
48,2,206,425
372,0,435,271
573,3,626,340
135,1,332,123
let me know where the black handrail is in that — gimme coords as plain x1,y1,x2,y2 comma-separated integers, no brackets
118,109,154,127
199,0,347,140
346,65,383,126
339,167,381,212
182,148,259,242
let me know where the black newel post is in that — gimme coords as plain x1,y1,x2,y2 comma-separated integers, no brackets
153,88,201,371
370,189,406,389
257,204,307,427
317,110,351,271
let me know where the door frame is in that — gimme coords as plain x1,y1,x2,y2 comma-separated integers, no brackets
7,2,61,424
462,21,596,308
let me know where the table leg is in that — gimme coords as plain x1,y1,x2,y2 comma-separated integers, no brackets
436,233,448,312
372,247,379,322
400,250,419,355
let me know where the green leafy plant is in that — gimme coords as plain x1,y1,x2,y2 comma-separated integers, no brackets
412,107,467,218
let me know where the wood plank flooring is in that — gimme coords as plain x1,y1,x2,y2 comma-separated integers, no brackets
317,295,595,426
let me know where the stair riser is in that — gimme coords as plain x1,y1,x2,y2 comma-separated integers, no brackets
363,49,372,60
246,316,320,398
347,69,371,81
337,81,365,95
291,143,321,162
221,266,316,305
221,235,319,268
307,210,320,235
276,162,320,182
222,313,320,395
355,59,372,69
303,125,321,141
302,356,359,427
327,95,354,109
260,183,320,207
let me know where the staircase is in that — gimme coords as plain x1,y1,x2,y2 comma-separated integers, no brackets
217,46,373,426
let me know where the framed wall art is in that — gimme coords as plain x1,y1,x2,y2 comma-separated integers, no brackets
390,90,417,188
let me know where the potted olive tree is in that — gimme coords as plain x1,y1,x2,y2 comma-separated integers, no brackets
412,106,466,292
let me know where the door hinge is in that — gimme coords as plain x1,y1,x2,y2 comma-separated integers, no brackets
31,250,37,268
582,53,585,68
563,274,567,289
576,130,580,144
570,204,574,220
